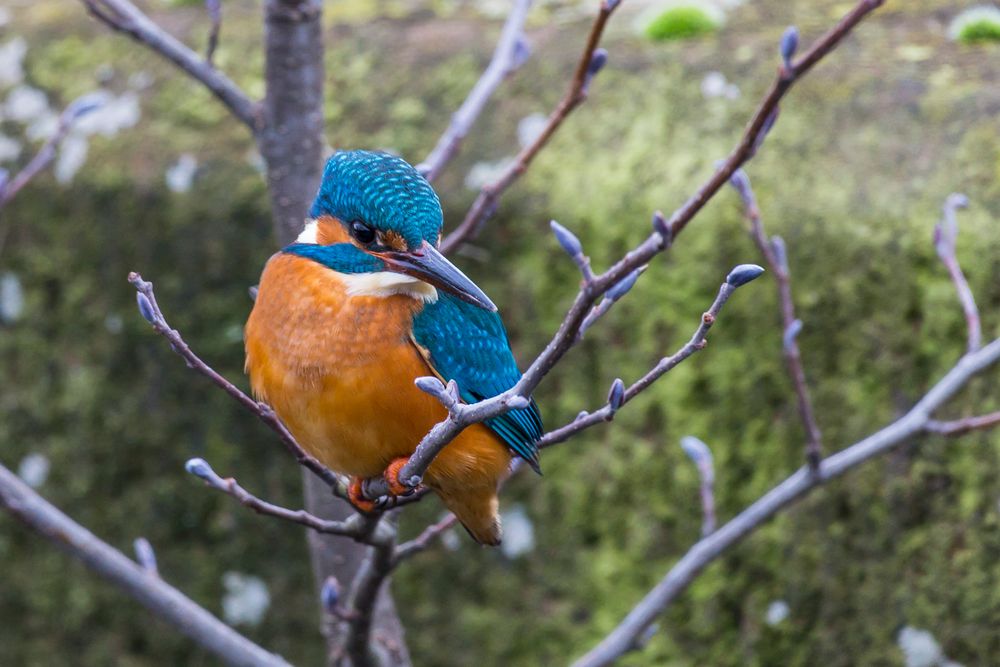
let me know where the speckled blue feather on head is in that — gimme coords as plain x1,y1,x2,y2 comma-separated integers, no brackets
309,151,444,250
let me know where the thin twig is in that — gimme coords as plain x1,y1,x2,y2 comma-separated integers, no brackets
934,192,980,353
365,0,881,502
537,267,763,449
205,0,222,66
573,336,1000,667
0,464,291,667
418,0,533,183
392,514,459,565
184,458,394,544
439,0,619,253
128,273,345,495
730,169,822,469
680,437,716,537
79,0,257,128
0,95,103,210
924,411,1000,436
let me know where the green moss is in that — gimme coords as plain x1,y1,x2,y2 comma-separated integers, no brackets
645,6,720,41
955,17,1000,44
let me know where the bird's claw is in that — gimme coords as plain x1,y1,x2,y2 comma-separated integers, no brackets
384,457,413,497
347,477,378,514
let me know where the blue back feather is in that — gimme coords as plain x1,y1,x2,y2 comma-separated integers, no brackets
412,293,542,471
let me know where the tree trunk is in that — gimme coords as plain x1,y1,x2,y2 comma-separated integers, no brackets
258,2,411,663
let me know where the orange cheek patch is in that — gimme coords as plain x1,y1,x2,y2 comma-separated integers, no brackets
381,231,408,252
316,215,352,245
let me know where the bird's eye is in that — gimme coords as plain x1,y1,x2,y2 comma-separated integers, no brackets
350,220,376,245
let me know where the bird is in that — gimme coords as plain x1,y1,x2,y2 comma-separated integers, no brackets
244,150,542,545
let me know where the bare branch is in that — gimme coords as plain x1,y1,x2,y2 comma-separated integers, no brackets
392,514,459,565
0,94,104,210
573,336,1000,667
204,0,222,66
0,464,291,667
662,0,885,244
538,267,763,449
132,537,159,575
934,192,980,352
418,0,533,182
363,0,882,503
79,0,257,128
344,524,398,667
679,437,716,537
440,0,619,253
730,169,822,469
924,411,1000,437
128,273,346,495
183,458,394,544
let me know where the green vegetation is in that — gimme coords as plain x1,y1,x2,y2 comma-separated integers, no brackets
951,7,1000,44
3,2,1000,666
645,5,721,41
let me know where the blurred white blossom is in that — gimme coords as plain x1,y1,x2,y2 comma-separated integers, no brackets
0,8,11,28
465,156,515,191
517,113,548,149
5,85,49,123
499,504,535,559
17,453,50,488
55,134,89,184
701,71,740,100
73,91,140,137
765,600,789,626
25,112,59,142
0,272,24,323
222,572,271,627
166,154,198,193
0,133,20,163
0,38,26,87
898,626,944,667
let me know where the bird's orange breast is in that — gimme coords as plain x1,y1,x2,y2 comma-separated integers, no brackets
244,253,510,488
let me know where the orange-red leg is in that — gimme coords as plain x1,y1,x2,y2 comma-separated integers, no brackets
384,457,413,496
347,477,377,513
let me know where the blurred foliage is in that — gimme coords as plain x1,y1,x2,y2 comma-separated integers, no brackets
2,1,1000,666
954,13,1000,45
644,6,721,42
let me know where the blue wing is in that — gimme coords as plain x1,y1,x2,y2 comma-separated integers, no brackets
411,293,543,471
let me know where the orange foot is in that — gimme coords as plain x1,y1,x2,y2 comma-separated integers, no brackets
348,477,377,514
384,457,414,496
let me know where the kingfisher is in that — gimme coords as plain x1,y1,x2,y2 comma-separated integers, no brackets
244,150,542,545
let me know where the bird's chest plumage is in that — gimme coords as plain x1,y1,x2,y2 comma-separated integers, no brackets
244,253,448,477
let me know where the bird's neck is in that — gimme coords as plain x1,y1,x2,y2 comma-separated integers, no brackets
297,216,346,245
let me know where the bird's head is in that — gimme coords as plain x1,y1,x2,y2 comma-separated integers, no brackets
283,150,495,311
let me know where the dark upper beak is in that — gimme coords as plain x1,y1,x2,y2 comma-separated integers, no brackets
376,241,497,312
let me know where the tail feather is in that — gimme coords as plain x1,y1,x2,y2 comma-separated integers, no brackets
436,487,502,546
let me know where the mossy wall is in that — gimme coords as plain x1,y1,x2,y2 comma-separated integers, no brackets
2,2,999,666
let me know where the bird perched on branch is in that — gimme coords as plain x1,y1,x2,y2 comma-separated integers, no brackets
245,150,542,545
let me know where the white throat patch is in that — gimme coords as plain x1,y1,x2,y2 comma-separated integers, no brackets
340,272,439,303
297,219,319,243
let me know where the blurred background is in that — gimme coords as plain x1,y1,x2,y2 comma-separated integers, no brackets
2,0,999,665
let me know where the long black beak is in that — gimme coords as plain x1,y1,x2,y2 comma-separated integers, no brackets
377,241,497,312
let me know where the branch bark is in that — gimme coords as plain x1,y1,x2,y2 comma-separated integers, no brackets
0,464,291,667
